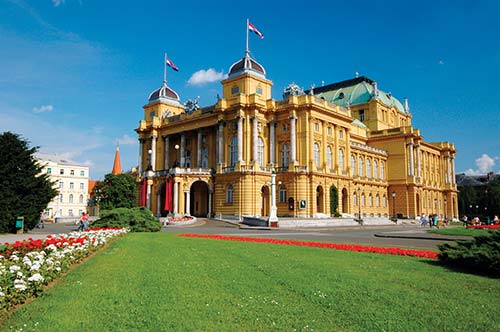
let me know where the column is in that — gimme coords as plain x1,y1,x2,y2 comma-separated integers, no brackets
269,121,276,165
218,121,224,165
290,115,297,163
447,156,452,184
197,129,202,168
208,191,212,217
180,133,186,167
138,138,145,174
185,190,191,216
237,116,243,162
173,181,179,216
451,157,456,185
150,135,157,171
163,136,169,170
252,116,258,163
407,142,414,176
269,172,278,223
416,144,421,178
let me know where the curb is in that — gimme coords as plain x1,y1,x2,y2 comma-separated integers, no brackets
374,233,471,241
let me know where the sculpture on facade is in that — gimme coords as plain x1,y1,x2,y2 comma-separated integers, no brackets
184,96,200,114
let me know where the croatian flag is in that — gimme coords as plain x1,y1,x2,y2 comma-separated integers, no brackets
248,21,264,39
165,56,179,71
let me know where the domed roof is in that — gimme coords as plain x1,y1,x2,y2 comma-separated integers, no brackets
148,81,181,106
228,53,266,79
313,76,409,114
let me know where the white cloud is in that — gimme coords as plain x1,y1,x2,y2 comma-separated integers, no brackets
117,134,137,146
187,68,227,85
52,0,65,7
464,154,498,175
33,105,54,113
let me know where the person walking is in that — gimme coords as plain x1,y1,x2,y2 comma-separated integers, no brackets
79,212,88,231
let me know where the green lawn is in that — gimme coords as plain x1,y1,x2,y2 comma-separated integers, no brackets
2,233,500,332
429,227,494,237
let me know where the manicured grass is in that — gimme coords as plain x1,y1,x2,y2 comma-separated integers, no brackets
429,227,493,237
2,233,500,332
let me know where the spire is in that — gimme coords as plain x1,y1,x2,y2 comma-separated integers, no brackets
112,144,122,175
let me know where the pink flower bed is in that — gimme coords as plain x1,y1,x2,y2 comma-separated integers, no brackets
176,234,438,259
466,225,500,229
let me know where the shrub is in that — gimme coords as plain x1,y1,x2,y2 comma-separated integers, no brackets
438,230,500,277
93,207,161,232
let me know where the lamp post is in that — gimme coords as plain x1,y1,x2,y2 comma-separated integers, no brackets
147,149,152,171
357,187,362,224
174,144,180,167
392,191,396,222
268,169,279,227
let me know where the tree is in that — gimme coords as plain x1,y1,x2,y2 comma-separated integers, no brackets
93,173,137,210
0,132,58,232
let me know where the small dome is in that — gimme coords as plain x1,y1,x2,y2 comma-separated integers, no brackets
148,82,181,105
228,53,266,79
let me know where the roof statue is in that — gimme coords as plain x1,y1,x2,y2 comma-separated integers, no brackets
184,96,200,114
282,82,305,99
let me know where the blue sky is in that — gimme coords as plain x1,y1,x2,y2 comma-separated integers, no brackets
1,0,499,179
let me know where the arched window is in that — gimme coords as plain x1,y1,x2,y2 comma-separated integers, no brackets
69,194,74,204
279,184,287,203
226,184,233,203
338,148,345,170
358,157,364,177
380,162,385,179
257,137,265,167
281,143,290,168
361,193,365,207
353,192,357,206
383,195,387,208
327,146,333,169
314,143,320,167
376,194,380,207
351,155,356,176
230,136,238,166
373,160,378,179
79,194,84,204
201,147,209,168
366,159,371,178
368,194,373,206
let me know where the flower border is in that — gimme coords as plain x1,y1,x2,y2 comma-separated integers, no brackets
176,234,438,259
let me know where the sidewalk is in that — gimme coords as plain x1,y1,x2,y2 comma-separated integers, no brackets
0,222,77,245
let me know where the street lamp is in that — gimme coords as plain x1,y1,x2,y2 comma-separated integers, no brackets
174,144,180,167
392,191,396,222
147,149,152,171
357,188,362,224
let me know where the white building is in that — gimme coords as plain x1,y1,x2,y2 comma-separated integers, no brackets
36,153,89,219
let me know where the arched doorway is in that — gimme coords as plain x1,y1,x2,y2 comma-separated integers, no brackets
316,186,324,213
190,181,209,217
261,186,270,216
330,185,339,216
341,188,348,214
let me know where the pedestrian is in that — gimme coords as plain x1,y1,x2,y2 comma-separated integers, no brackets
494,215,499,225
462,215,468,227
36,212,45,229
420,214,428,227
79,212,88,231
433,214,438,228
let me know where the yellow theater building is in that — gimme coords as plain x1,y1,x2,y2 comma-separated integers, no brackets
135,50,458,224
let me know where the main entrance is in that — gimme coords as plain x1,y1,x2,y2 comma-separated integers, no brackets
190,181,209,217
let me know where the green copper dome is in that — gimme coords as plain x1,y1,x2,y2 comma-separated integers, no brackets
313,76,408,114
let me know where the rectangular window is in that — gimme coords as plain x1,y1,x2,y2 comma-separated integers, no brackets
47,168,52,174
256,87,263,95
59,194,63,203
339,130,344,139
231,86,239,95
60,169,64,175
70,182,74,189
80,183,84,190
314,123,319,132
70,170,75,176
59,181,64,189
80,170,85,176
359,110,365,122
279,187,287,203
327,127,332,136
69,209,73,217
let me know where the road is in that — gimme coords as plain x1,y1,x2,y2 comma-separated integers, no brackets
1,219,462,251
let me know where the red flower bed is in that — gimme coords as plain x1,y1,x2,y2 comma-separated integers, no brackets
176,234,438,259
168,217,194,223
466,225,500,229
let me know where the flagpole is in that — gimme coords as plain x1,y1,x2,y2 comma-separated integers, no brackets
163,53,167,85
245,18,249,55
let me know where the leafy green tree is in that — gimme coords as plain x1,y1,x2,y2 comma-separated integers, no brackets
93,173,137,210
0,132,58,232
